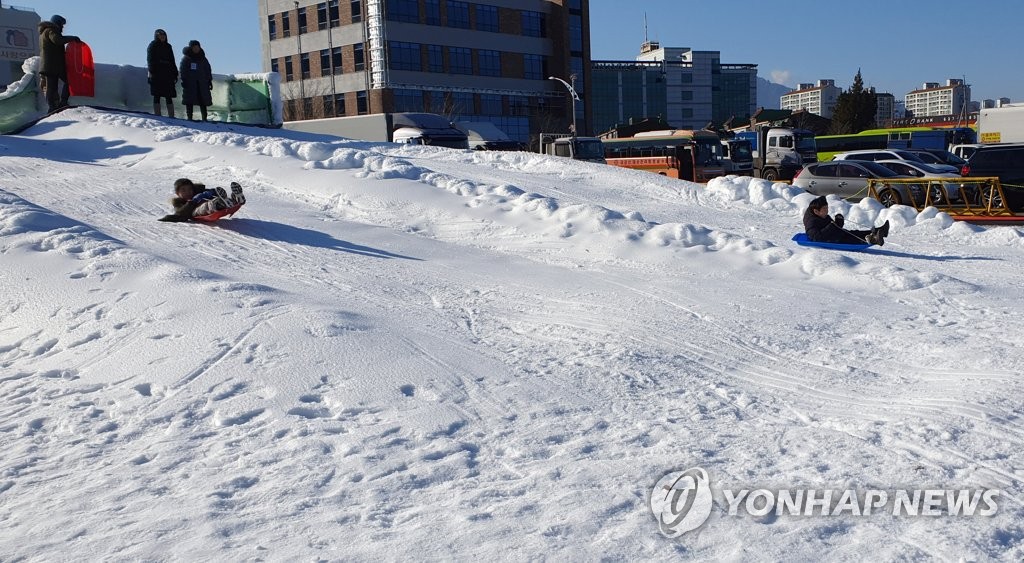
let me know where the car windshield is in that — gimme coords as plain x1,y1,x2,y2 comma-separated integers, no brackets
893,150,927,163
857,161,902,177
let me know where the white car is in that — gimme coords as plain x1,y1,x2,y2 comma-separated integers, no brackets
832,149,959,174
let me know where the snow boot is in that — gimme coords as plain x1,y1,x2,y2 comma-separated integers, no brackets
878,220,890,238
213,187,231,209
230,182,245,205
166,101,175,118
153,102,162,117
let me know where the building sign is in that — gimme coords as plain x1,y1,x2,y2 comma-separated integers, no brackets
1,25,36,61
889,113,978,128
980,132,1001,143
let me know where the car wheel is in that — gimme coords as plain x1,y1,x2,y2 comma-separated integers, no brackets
762,169,778,181
980,184,1004,209
928,184,945,205
877,187,902,208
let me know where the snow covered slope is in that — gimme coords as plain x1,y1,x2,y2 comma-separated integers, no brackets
2,108,1023,560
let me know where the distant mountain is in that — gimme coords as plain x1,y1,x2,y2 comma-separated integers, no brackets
757,77,793,110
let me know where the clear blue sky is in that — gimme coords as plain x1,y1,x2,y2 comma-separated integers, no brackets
15,0,1021,102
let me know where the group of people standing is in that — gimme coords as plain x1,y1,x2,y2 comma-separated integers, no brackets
38,14,213,121
147,29,213,121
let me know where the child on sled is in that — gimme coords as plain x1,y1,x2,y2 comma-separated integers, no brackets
159,178,245,222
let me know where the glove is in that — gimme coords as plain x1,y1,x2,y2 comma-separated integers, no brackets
834,214,845,228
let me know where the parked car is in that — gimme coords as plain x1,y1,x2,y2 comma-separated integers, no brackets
793,160,922,207
960,143,1024,210
903,148,967,168
951,144,984,161
833,149,959,173
874,160,968,204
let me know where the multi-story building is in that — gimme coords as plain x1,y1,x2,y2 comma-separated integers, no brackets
904,79,971,118
872,89,895,127
780,79,841,119
257,0,591,144
589,42,756,134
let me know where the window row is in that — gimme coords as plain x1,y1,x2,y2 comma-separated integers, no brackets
268,1,362,41
385,0,546,37
388,41,548,79
283,91,370,120
271,45,365,82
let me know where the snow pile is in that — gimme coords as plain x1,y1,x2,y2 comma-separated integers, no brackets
2,108,1024,561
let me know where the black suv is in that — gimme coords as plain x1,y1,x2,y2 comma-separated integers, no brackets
961,144,1024,211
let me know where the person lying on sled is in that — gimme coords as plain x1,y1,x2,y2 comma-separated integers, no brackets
159,177,245,222
802,195,889,246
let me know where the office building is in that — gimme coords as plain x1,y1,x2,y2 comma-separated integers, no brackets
258,0,591,143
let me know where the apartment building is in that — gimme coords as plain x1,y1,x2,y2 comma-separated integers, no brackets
780,79,841,119
872,89,895,127
904,79,971,118
589,42,756,134
257,0,591,143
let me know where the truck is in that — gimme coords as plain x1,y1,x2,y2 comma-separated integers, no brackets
720,138,754,176
737,126,817,181
977,104,1024,145
455,121,527,151
539,133,606,163
283,112,469,149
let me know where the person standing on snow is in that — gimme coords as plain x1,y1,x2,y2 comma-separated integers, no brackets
147,29,178,117
37,15,80,112
179,40,212,121
803,195,889,246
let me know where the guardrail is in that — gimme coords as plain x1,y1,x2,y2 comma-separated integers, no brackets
866,177,1021,221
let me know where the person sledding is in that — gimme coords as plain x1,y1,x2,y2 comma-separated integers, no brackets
159,177,245,222
802,195,889,246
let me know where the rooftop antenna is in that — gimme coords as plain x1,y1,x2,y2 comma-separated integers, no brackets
641,12,659,54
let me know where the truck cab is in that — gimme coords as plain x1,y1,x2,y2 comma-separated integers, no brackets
749,127,817,181
720,138,753,175
540,134,606,163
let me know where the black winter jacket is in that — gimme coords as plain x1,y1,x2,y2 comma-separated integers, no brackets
802,206,847,243
179,47,212,106
147,33,178,98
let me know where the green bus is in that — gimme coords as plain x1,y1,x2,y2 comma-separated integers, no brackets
815,127,976,161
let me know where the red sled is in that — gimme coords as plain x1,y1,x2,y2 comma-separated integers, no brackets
192,203,244,222
65,40,95,97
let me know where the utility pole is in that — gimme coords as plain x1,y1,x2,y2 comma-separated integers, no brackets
549,74,580,138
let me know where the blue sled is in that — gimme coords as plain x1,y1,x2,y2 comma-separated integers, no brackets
791,233,873,251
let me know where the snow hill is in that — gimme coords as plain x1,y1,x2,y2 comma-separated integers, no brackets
2,108,1023,560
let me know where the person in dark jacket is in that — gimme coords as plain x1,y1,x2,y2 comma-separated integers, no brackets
159,178,245,222
803,196,889,246
179,40,213,121
37,15,80,112
147,29,178,117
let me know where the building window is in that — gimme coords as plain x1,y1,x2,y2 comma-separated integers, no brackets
298,6,308,33
335,94,346,116
350,0,360,23
427,45,444,73
680,73,693,84
282,11,291,37
285,58,294,81
322,95,334,117
268,15,277,40
523,54,545,80
394,89,423,112
450,92,474,116
681,90,694,101
301,53,310,79
357,91,368,114
317,3,328,29
332,47,342,74
389,41,421,71
478,50,500,77
271,59,279,74
386,0,418,23
449,47,472,74
353,43,365,71
447,1,470,28
476,5,498,32
480,94,502,116
521,11,545,37
569,14,582,52
508,95,528,116
320,49,331,74
425,0,440,25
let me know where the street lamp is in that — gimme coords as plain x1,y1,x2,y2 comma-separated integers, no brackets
548,74,580,138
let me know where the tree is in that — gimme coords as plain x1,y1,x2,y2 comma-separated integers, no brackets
828,70,878,134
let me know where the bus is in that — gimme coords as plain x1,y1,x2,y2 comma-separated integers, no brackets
815,127,977,161
601,130,725,182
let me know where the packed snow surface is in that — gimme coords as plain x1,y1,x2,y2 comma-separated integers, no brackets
2,108,1023,560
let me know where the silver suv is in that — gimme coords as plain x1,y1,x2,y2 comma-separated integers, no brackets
833,149,958,173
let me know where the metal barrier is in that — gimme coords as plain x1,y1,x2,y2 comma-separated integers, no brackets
866,177,1022,221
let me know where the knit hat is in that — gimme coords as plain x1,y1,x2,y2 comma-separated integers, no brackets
188,40,201,48
50,15,67,26
808,195,828,209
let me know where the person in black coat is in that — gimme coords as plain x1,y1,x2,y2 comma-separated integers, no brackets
803,196,889,246
38,15,81,111
147,29,178,117
179,40,212,121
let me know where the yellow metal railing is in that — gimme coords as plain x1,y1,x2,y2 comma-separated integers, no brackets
866,177,1015,217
